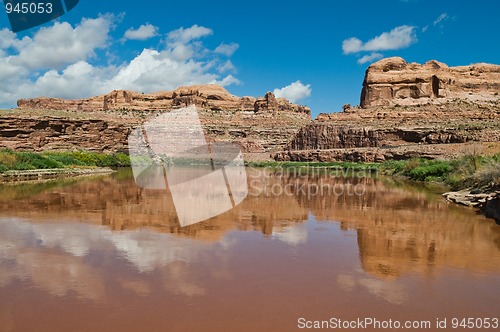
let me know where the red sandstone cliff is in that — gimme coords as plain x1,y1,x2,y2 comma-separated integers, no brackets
274,58,500,162
17,84,310,115
360,57,500,108
4,58,500,162
3,85,311,159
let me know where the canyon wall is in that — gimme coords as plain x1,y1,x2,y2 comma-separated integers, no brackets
3,85,311,159
17,84,310,115
360,57,500,108
4,58,500,163
274,57,500,162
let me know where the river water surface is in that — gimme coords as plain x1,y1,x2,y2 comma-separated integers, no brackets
0,168,499,331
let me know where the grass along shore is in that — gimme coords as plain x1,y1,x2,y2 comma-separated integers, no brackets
247,154,500,192
380,154,500,191
0,149,130,173
1,148,499,192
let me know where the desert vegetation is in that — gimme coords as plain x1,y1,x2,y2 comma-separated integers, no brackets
0,149,130,173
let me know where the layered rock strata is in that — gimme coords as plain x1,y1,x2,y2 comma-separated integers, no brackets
274,101,500,162
17,84,310,115
274,57,500,162
3,85,311,159
4,58,500,163
360,57,500,108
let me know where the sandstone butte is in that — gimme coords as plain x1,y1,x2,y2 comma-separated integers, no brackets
274,57,500,162
1,56,500,162
2,84,311,161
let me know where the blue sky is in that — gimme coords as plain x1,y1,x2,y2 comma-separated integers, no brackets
0,0,498,117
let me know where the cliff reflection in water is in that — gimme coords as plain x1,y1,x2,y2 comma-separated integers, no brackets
0,167,499,303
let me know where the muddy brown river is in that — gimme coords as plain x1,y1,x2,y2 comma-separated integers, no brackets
0,168,499,331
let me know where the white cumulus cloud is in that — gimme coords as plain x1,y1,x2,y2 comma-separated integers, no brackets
31,61,111,99
342,37,363,54
0,18,240,107
12,15,114,70
214,42,239,56
357,52,383,64
164,25,214,62
273,80,311,103
166,24,212,44
123,23,159,40
217,60,236,73
342,25,417,54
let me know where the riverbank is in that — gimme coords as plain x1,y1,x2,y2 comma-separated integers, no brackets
1,149,498,221
248,153,500,189
0,149,130,173
1,167,116,183
0,149,128,183
3,149,497,192
247,154,500,222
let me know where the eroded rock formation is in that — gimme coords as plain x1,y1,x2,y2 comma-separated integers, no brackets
274,57,500,162
4,85,311,159
5,58,500,163
17,84,310,115
0,117,132,152
274,100,500,162
361,57,500,108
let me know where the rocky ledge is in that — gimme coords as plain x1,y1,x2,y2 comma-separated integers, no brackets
443,189,498,207
4,85,311,160
443,188,500,223
274,57,500,162
273,101,500,162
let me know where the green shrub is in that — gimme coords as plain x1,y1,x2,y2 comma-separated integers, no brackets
71,151,115,166
402,158,422,175
0,150,132,171
68,151,130,167
112,153,131,167
380,160,407,174
12,161,35,170
407,161,452,181
43,152,85,166
17,151,64,169
0,150,17,168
